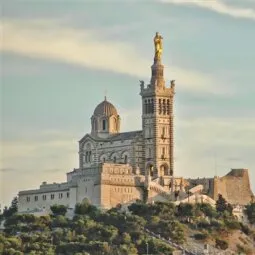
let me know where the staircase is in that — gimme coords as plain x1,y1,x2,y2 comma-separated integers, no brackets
149,181,172,200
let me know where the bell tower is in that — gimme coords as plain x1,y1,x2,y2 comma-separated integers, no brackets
140,32,175,179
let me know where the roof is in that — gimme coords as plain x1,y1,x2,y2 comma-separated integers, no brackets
93,97,118,117
79,130,142,143
110,131,143,141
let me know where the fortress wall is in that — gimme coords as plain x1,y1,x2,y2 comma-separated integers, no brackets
213,169,254,205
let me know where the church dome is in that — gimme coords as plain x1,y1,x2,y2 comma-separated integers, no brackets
93,97,118,117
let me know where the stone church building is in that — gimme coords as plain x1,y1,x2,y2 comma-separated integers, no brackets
18,33,254,213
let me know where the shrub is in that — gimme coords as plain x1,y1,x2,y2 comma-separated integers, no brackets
240,223,251,236
196,203,217,218
194,232,208,240
75,202,99,218
245,202,255,225
50,205,67,216
196,219,210,229
224,219,240,230
176,203,194,218
215,238,228,250
211,219,224,229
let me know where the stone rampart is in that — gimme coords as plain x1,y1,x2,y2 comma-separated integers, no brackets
213,169,254,205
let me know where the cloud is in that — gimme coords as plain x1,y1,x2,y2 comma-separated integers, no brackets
176,117,255,147
0,131,78,207
42,168,64,173
159,0,255,21
0,168,16,172
175,117,255,179
0,19,225,94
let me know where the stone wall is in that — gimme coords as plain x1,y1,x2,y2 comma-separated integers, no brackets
213,169,254,205
185,169,254,206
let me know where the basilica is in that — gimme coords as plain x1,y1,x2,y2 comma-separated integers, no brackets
18,33,254,213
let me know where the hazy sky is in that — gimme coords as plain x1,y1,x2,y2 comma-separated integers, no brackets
1,0,255,207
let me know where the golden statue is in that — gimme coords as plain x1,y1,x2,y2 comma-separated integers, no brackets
154,32,163,60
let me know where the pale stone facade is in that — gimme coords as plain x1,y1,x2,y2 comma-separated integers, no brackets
17,33,253,213
18,33,180,213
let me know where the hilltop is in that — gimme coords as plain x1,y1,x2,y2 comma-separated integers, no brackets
0,199,255,255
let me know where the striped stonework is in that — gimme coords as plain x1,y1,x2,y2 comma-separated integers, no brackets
140,58,175,178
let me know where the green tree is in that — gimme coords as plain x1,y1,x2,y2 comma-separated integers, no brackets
176,203,194,219
52,215,68,228
75,201,98,218
3,197,18,218
122,232,131,244
245,202,255,224
196,203,217,218
216,194,233,215
50,204,67,216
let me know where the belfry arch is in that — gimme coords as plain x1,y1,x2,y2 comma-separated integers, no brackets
160,163,169,176
146,163,154,177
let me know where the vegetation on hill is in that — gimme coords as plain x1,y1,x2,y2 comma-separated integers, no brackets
0,195,254,255
245,202,255,225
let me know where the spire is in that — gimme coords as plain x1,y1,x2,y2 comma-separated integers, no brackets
151,32,165,89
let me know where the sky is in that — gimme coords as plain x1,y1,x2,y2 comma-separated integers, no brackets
0,0,255,208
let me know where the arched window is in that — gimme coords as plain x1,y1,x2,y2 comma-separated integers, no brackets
113,156,117,163
159,99,162,114
145,100,148,114
163,99,166,115
162,127,165,137
102,120,106,130
114,118,118,130
148,127,152,138
162,147,165,157
160,165,168,176
84,143,92,163
148,148,151,158
124,155,128,164
167,99,170,115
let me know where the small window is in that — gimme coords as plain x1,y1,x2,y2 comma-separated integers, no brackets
124,155,128,164
113,156,116,163
162,127,165,136
59,193,63,199
34,196,38,201
51,194,55,200
149,148,151,158
42,195,47,201
26,197,30,202
102,120,106,130
67,192,69,198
